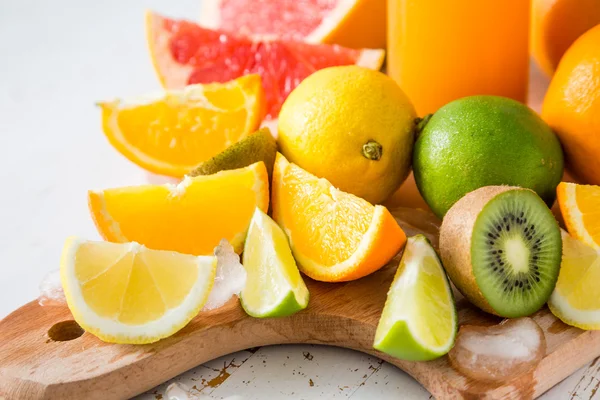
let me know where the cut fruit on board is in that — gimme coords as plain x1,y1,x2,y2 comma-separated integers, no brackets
146,11,385,120
99,75,265,178
373,235,457,361
39,240,246,314
3,233,600,398
199,0,386,49
60,237,217,344
557,181,600,250
271,153,406,282
88,162,270,256
241,208,309,318
548,230,600,330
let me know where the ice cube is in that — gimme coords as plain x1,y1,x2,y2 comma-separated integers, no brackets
449,317,546,382
38,270,67,307
202,239,247,311
38,240,247,312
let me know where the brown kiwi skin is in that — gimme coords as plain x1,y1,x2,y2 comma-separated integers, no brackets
439,185,530,316
188,127,277,179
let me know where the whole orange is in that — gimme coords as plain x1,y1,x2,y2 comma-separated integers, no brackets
542,24,600,185
531,0,600,76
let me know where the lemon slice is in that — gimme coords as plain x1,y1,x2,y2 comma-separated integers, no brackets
241,209,309,317
548,231,600,330
373,235,457,361
60,237,216,344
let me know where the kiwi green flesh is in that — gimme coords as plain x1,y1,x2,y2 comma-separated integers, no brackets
471,189,562,318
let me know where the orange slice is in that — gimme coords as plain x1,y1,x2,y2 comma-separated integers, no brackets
271,153,406,282
531,0,600,77
99,74,266,177
89,162,269,255
557,182,600,249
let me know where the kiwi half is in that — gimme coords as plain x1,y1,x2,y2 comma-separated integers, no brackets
440,186,562,318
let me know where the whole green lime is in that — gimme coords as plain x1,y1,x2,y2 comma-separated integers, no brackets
413,96,564,218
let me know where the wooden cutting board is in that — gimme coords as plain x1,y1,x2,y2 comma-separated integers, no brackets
1,66,593,400
1,257,600,400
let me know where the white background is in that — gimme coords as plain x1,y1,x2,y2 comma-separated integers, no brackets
0,1,595,399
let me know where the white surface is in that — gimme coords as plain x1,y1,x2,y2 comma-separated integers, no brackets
0,1,595,399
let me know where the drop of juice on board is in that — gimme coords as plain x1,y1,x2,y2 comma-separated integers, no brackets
449,317,546,382
203,239,247,311
389,207,441,249
38,269,67,307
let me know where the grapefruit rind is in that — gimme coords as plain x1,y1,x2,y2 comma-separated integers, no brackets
355,49,385,69
146,10,193,89
304,0,363,42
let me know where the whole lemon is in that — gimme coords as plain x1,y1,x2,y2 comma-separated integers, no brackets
278,66,416,204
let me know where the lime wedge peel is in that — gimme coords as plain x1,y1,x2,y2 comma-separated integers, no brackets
241,208,309,318
373,234,457,361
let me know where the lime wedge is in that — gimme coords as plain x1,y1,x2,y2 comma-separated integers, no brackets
373,235,457,361
241,208,309,317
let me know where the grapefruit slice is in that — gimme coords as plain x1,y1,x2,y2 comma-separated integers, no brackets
198,0,386,49
146,11,385,120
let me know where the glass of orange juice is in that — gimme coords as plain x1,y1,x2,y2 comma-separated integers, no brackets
388,0,531,116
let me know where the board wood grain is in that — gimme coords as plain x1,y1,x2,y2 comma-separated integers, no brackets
1,258,599,400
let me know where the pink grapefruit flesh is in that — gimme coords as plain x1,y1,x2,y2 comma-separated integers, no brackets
200,0,339,40
146,12,384,120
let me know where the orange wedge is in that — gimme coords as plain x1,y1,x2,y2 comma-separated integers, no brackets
557,182,600,250
272,153,406,282
89,162,269,255
99,74,266,177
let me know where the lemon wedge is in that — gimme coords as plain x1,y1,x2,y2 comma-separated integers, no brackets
60,237,216,344
548,231,600,330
